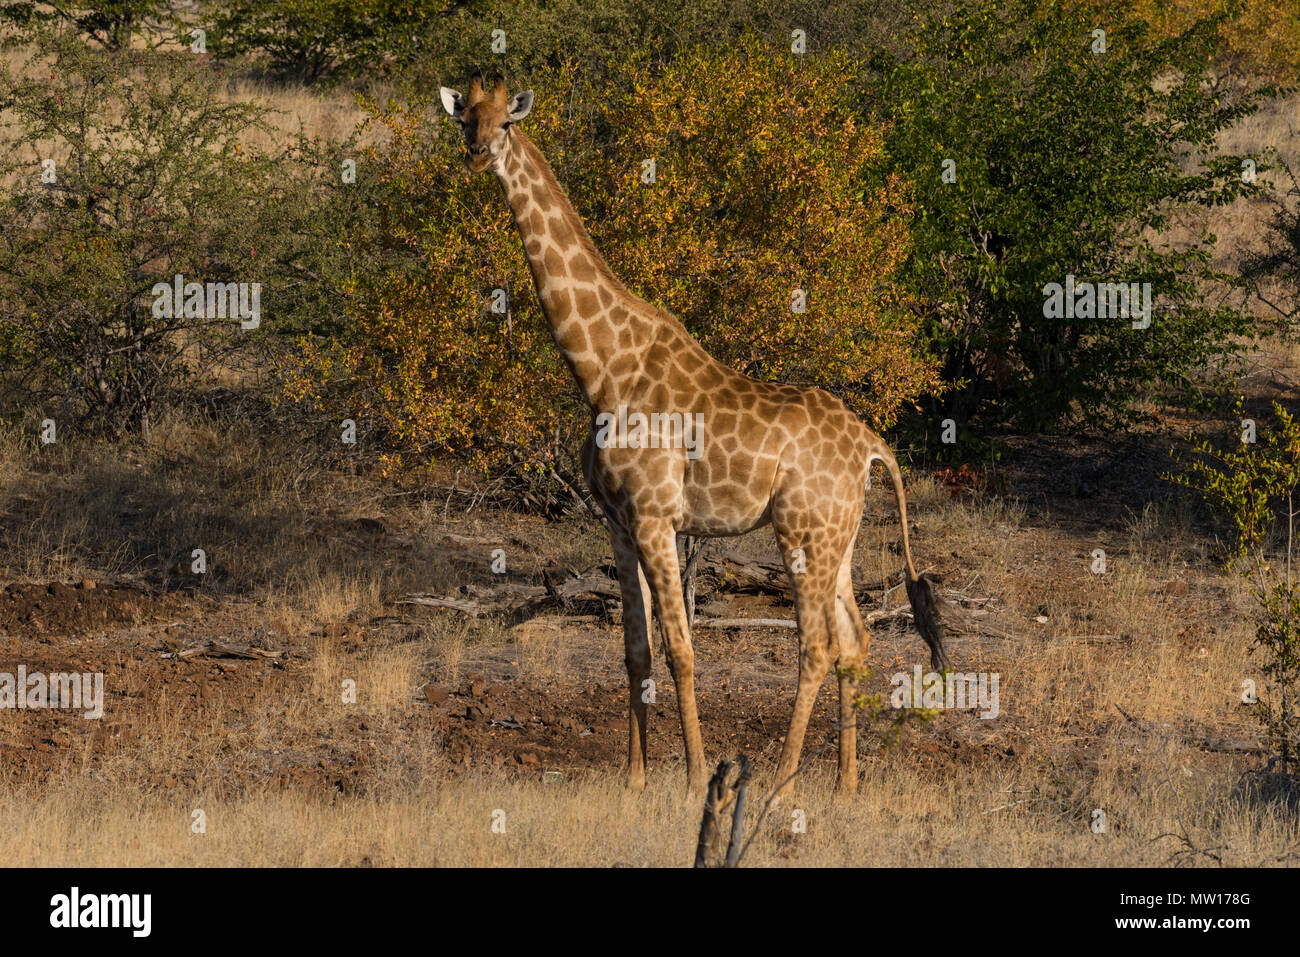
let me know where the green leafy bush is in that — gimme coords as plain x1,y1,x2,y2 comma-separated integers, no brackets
1173,404,1300,783
0,1,172,51
207,0,904,87
208,0,457,83
876,0,1273,432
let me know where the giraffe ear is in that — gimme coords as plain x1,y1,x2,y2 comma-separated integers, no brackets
440,87,465,120
506,90,534,123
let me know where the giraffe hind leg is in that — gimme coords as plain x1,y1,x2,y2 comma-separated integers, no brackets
834,544,869,794
770,511,853,799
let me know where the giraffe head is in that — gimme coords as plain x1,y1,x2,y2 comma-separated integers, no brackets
439,73,534,174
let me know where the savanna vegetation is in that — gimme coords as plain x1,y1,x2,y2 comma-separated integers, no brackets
0,0,1298,868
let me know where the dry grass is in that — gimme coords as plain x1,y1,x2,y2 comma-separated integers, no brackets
1195,88,1300,273
2,746,1294,866
2,399,1296,866
0,408,479,622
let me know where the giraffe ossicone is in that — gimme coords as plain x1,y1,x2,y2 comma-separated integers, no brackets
441,74,949,797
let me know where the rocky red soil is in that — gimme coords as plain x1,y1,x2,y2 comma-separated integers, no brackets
0,573,1013,796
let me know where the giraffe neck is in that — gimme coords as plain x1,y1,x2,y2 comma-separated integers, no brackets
494,129,662,410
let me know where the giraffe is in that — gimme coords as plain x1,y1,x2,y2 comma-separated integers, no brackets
440,74,948,796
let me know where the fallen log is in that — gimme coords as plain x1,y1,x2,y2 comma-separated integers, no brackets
397,571,619,618
693,604,913,632
694,617,798,631
430,537,879,603
170,640,283,660
701,547,876,602
398,552,916,622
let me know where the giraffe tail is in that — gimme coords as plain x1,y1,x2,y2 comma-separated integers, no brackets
877,446,951,672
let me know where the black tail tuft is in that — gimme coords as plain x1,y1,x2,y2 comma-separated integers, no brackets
905,573,950,672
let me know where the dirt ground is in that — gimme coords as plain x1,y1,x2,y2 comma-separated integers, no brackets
1,344,1298,865
0,423,1265,797
0,570,996,788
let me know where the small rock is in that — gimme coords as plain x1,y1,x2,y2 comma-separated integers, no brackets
423,684,450,705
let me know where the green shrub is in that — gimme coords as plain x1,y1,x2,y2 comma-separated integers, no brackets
875,0,1273,433
1173,403,1300,784
0,1,172,51
208,0,457,84
206,0,904,87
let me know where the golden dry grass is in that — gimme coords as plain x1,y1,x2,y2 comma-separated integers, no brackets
2,744,1294,866
1,397,1296,866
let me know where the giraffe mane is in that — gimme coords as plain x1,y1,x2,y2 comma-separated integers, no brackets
513,129,639,307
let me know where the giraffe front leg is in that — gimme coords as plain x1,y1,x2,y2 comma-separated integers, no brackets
609,525,653,791
636,521,707,795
